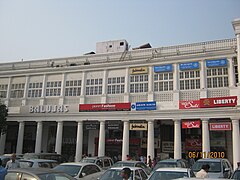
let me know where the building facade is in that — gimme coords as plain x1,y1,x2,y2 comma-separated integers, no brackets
1,19,240,169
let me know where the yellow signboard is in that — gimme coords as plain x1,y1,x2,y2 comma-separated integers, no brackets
130,67,148,75
130,123,148,130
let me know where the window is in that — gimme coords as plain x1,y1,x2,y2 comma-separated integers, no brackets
85,78,102,95
154,72,173,91
207,68,229,88
107,77,125,94
130,75,148,93
0,84,8,98
46,81,61,96
65,80,81,96
179,70,200,90
28,82,42,98
233,56,238,85
10,83,25,98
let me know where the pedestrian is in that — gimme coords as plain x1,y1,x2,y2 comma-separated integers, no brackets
147,155,152,168
126,155,131,161
120,167,131,180
195,164,210,178
152,158,156,169
5,153,20,170
0,158,7,179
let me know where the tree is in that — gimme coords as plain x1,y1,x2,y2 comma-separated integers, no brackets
0,100,8,135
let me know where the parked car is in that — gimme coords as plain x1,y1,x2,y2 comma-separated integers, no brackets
153,159,189,171
191,158,233,178
80,156,114,170
112,160,152,175
19,159,58,168
99,166,148,180
148,167,195,180
53,162,103,179
5,168,75,180
230,168,240,179
23,153,68,163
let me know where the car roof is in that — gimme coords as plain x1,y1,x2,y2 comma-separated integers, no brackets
20,159,57,162
59,162,98,166
109,166,143,170
154,167,189,172
158,159,182,163
115,161,140,163
196,158,224,162
8,168,64,174
24,153,61,156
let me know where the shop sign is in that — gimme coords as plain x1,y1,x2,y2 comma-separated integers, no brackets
210,139,226,147
179,100,200,109
182,121,200,129
209,122,231,131
29,105,69,113
79,103,131,112
84,122,99,130
200,96,237,108
130,66,148,74
185,139,202,151
179,62,199,71
106,123,120,130
162,141,185,153
95,138,140,145
130,123,147,131
154,64,173,73
141,138,160,148
206,58,227,67
131,101,156,111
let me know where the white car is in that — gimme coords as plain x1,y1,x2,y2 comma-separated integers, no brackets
19,159,58,168
148,167,195,180
53,162,103,180
99,166,149,180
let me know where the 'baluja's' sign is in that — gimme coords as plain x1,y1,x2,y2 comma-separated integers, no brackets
29,105,69,113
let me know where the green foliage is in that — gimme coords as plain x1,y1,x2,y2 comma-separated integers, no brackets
0,102,8,135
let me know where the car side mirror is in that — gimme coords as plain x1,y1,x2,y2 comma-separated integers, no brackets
224,167,230,172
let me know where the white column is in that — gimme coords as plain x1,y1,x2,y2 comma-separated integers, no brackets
228,58,235,87
59,73,66,105
35,121,43,153
200,61,206,89
75,121,83,162
0,133,7,154
148,66,153,92
124,68,130,102
102,70,107,95
40,74,47,105
16,121,25,154
80,72,86,104
202,119,210,158
173,119,182,159
147,120,155,159
98,121,105,156
55,121,63,154
232,119,240,170
23,76,29,99
122,120,129,161
237,34,240,85
173,64,179,91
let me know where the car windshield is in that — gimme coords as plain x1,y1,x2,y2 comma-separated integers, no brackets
80,159,95,163
38,173,73,180
192,161,221,172
113,162,135,167
149,171,189,180
19,161,34,168
100,169,133,180
153,162,177,170
53,165,81,177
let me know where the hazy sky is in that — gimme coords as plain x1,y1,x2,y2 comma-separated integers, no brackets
0,0,240,63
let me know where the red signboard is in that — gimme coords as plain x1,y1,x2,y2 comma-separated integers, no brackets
185,139,202,151
209,122,232,131
79,103,131,112
182,121,200,129
200,96,237,108
179,100,200,109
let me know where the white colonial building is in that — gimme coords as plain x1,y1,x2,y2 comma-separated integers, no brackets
0,18,240,169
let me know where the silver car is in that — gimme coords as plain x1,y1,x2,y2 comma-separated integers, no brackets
191,158,233,178
19,159,58,168
53,162,103,180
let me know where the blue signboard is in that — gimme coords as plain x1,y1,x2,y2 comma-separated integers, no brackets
131,101,156,111
179,62,199,71
206,58,228,67
154,64,173,73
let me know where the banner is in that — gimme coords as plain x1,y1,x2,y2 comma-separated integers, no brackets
200,96,237,108
179,100,200,109
79,103,131,111
182,121,200,129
